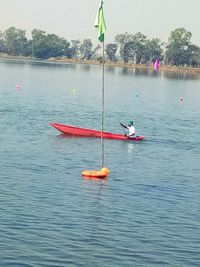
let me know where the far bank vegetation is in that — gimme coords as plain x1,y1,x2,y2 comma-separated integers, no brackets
0,27,200,68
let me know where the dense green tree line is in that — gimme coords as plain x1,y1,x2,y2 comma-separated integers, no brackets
0,27,100,60
0,27,200,67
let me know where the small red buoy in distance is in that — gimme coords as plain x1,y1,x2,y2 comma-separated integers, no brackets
16,84,21,91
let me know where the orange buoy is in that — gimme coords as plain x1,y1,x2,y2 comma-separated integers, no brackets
82,167,109,178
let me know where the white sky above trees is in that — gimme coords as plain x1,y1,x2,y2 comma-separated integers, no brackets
0,0,200,45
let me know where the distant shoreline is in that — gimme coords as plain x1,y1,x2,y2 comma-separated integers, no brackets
1,54,200,75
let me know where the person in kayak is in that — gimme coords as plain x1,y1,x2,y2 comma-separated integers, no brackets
120,121,135,138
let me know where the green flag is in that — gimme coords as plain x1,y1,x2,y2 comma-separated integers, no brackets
95,1,106,42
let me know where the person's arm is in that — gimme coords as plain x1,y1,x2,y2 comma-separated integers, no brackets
120,122,128,129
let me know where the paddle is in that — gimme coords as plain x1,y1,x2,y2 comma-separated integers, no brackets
119,120,127,136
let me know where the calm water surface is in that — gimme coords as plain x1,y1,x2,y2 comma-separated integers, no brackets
0,59,200,266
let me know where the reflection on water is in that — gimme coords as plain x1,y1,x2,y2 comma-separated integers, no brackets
127,143,135,154
0,58,77,69
82,64,91,71
106,66,116,73
134,68,151,77
163,70,200,80
118,66,200,80
1,58,200,80
119,67,134,76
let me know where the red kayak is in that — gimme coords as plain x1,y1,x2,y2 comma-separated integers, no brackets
49,122,145,141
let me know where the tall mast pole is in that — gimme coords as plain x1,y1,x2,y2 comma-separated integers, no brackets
101,40,105,168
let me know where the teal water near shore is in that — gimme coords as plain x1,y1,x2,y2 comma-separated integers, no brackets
0,59,200,266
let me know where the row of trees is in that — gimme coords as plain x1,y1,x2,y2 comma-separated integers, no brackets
0,27,101,60
0,27,200,67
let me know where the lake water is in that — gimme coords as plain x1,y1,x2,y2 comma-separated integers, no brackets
0,59,200,266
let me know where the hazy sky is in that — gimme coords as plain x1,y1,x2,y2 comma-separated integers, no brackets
1,0,200,45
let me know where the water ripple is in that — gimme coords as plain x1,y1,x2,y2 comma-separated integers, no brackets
1,60,200,266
